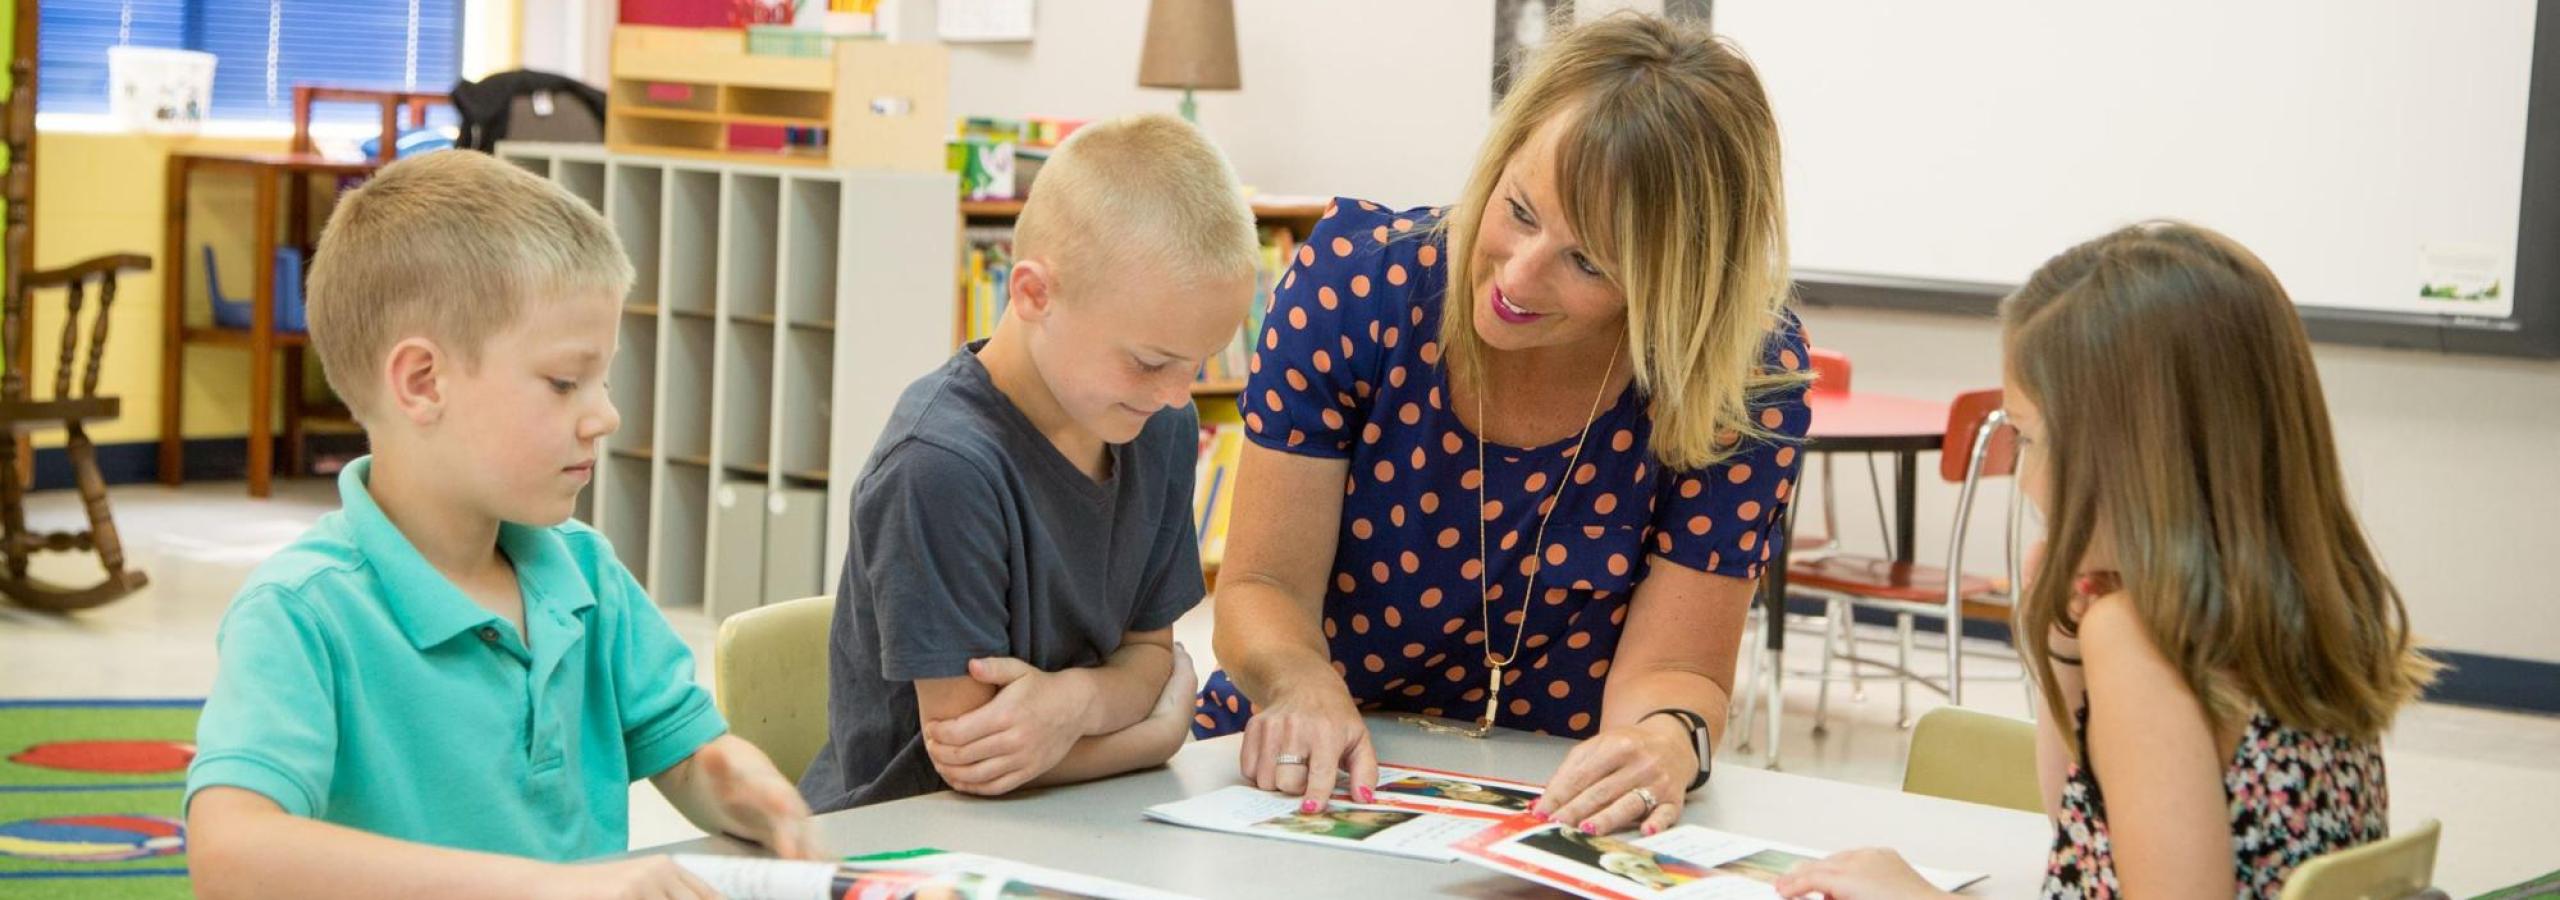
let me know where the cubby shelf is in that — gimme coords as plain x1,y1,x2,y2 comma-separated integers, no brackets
500,141,957,619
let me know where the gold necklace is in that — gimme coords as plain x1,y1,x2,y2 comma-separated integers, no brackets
1407,333,1623,738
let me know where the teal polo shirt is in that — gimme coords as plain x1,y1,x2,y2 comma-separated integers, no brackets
186,457,729,860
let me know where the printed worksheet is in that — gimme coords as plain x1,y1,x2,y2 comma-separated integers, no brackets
1453,816,1986,900
1343,763,1546,819
1144,785,1496,862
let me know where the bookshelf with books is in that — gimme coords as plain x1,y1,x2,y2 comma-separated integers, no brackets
953,198,1327,400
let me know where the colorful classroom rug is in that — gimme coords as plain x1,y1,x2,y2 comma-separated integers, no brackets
0,698,198,900
2480,869,2560,900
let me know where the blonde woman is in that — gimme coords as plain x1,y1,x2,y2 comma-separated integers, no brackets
1200,12,1809,838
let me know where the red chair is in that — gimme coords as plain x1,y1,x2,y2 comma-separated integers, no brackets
1785,388,2026,729
1793,348,1853,555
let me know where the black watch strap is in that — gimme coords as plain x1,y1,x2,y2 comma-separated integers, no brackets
1645,707,1713,792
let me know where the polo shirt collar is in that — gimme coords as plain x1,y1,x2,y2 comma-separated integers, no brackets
338,457,598,653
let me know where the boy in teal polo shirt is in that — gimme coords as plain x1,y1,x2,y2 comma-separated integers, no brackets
185,151,815,899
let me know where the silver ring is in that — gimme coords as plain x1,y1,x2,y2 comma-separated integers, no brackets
1632,786,1659,814
1274,754,1309,767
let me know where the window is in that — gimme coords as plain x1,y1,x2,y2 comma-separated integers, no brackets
39,0,464,125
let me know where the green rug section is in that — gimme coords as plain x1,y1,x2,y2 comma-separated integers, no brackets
2478,869,2560,900
0,703,200,789
0,700,199,900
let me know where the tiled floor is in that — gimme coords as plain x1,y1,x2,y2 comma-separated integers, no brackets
2,480,2552,894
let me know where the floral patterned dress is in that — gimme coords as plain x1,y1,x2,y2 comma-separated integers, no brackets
2043,592,2391,897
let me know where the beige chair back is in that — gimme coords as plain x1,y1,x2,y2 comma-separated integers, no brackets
1902,706,2043,814
713,595,835,783
2279,819,2442,900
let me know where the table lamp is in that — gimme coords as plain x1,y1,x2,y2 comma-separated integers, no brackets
1137,0,1240,122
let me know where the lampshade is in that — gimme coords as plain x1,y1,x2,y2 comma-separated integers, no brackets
1137,0,1241,91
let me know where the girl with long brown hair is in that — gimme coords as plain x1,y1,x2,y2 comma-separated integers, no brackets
1779,222,2435,898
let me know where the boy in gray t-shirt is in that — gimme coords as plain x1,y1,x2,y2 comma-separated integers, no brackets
798,115,1263,811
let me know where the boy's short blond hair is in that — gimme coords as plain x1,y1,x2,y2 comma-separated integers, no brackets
1012,114,1259,294
305,150,632,423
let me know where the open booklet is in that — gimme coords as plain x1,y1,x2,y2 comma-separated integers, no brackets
672,849,1200,900
1142,784,1496,862
1343,764,1549,819
1453,816,1988,900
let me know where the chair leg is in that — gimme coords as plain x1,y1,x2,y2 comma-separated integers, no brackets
0,430,25,584
1848,608,1867,701
1895,613,1915,729
1818,453,1841,557
1812,598,1839,737
282,347,308,477
1731,606,1760,750
1947,608,1965,708
1764,644,1785,769
66,426,130,576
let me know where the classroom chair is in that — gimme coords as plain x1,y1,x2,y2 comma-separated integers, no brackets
2278,819,2442,900
713,594,834,783
0,1,152,612
1787,389,2027,730
1901,706,2041,814
203,245,310,333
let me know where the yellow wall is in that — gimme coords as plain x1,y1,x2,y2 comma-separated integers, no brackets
30,130,304,449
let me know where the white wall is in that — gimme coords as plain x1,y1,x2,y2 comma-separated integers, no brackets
1796,306,2560,666
890,0,1658,206
535,0,1661,203
517,0,617,86
913,0,1492,206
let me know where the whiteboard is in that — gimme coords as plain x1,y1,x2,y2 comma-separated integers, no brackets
1715,0,2538,319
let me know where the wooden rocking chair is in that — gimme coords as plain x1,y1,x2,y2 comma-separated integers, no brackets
0,1,150,611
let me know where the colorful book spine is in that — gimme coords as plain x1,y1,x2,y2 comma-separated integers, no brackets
962,225,1014,342
1192,425,1248,566
1197,226,1295,386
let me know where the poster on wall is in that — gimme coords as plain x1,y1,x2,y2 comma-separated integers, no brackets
1493,0,1574,104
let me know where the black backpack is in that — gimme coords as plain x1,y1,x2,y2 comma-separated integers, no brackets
451,70,607,152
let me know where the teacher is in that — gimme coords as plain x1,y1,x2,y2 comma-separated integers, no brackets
1194,13,1811,837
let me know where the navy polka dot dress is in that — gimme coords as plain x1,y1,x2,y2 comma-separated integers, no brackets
1193,198,1811,739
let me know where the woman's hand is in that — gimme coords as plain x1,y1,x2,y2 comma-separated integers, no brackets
1237,669,1380,812
1531,715,1692,837
1772,848,1954,900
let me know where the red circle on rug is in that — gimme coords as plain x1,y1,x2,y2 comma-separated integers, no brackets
8,740,195,774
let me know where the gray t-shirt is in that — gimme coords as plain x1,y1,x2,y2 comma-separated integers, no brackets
796,343,1203,812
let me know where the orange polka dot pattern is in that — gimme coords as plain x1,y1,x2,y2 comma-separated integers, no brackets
1193,198,1811,740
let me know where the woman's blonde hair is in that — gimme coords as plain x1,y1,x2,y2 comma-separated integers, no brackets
1441,12,1795,469
2007,222,2437,749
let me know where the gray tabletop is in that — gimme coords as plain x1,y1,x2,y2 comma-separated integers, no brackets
647,717,2054,898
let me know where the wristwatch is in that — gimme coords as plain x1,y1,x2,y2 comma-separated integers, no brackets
1645,708,1713,792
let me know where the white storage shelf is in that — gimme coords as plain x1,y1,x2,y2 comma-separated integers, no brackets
498,141,958,618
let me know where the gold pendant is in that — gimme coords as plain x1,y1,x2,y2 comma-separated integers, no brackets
1402,661,1505,739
